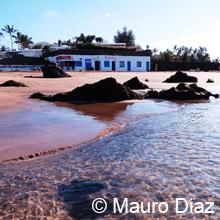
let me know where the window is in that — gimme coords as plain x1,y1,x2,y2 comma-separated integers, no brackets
137,61,142,67
104,61,110,68
119,61,125,67
74,61,82,67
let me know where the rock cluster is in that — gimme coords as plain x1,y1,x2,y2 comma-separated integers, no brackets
30,77,142,102
146,83,219,100
163,71,198,83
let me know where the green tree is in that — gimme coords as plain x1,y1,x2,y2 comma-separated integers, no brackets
2,25,17,52
58,39,62,46
13,32,33,49
159,49,174,62
113,26,135,46
85,35,95,44
76,33,86,44
95,37,103,44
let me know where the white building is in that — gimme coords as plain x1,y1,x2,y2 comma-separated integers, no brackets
48,49,151,72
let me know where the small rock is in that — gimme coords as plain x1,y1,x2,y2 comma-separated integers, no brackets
123,77,149,90
207,78,214,83
0,80,27,87
163,71,198,83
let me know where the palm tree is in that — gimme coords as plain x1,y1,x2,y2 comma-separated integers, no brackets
2,25,17,52
0,32,3,48
13,32,33,49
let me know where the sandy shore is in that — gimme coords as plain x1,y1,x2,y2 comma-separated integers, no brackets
1,70,219,112
0,70,220,162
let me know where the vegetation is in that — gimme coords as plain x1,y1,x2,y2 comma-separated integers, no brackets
151,45,212,63
0,32,3,47
31,43,44,49
2,25,17,52
1,25,34,51
13,32,33,49
0,45,8,52
113,26,135,46
58,34,104,46
95,37,103,44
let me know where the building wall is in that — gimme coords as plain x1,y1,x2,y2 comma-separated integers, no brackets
48,54,151,72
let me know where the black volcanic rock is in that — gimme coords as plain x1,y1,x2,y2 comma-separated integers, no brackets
207,78,214,83
146,83,219,100
163,71,198,83
123,77,149,89
41,64,71,78
0,80,27,87
30,77,142,102
145,89,159,99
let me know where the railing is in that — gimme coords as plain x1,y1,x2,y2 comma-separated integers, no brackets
0,65,42,71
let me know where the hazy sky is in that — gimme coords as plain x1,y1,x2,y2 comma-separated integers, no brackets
1,0,220,58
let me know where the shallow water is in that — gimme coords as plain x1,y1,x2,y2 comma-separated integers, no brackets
0,95,220,219
0,100,171,162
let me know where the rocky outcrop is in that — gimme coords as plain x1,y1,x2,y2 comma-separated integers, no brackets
163,71,198,83
30,77,142,102
146,83,219,100
145,89,159,99
123,77,149,89
145,78,149,82
207,78,214,83
41,64,71,78
0,80,27,87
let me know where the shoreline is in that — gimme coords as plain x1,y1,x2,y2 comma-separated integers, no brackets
1,100,175,164
1,122,125,164
0,71,219,163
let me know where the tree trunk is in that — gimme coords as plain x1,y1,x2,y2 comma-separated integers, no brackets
10,34,14,52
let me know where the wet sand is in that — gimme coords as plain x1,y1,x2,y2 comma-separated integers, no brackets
0,70,220,162
0,99,172,162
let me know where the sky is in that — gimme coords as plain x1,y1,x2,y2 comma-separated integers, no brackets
1,0,220,59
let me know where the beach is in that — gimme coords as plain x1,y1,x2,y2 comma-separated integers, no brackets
0,71,220,219
0,70,219,162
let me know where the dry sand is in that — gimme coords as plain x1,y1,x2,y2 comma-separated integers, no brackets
0,70,220,113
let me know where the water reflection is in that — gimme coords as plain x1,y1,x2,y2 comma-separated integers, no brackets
1,100,220,219
0,100,173,162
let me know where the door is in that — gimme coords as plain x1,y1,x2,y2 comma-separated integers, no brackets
85,59,92,70
146,62,150,71
95,61,101,71
112,61,116,71
127,61,131,71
